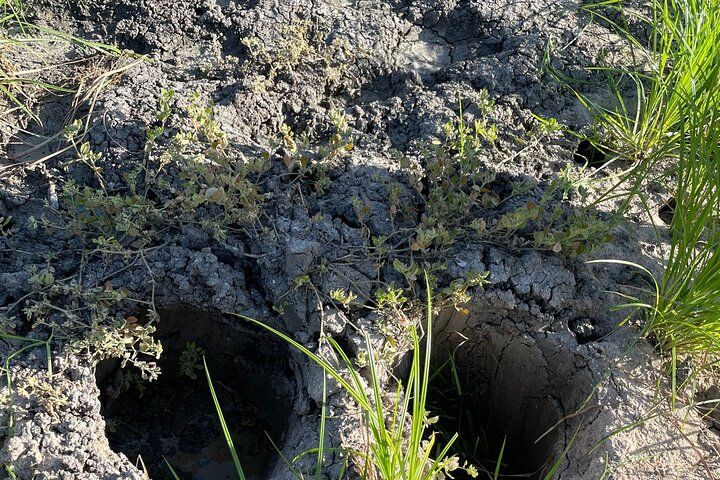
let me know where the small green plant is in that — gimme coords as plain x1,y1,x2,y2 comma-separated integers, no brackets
374,284,408,310
51,91,267,243
294,274,311,289
418,92,498,231
330,289,358,306
1,329,54,438
71,316,163,381
439,271,490,313
241,20,360,94
14,263,164,381
178,341,206,380
406,93,610,257
118,369,147,397
16,376,68,419
267,112,353,195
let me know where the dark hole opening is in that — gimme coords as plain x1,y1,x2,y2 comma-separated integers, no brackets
573,139,606,167
569,317,600,344
658,197,676,225
124,34,152,55
427,328,563,479
96,307,295,480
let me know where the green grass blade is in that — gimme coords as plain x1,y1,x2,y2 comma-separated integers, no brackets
543,422,583,480
203,357,246,480
231,275,459,480
4,464,18,480
493,436,506,480
232,313,373,412
315,373,326,480
268,433,305,479
163,456,183,480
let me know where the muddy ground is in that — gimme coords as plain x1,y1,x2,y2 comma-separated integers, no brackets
1,0,719,479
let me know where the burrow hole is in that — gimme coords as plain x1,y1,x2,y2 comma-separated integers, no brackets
658,197,676,226
96,307,296,480
573,139,606,167
427,310,589,479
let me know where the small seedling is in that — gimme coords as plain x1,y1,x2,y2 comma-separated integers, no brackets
330,289,357,306
178,341,206,380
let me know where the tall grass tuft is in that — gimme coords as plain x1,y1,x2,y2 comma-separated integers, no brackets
570,0,720,161
236,274,472,479
649,88,720,355
576,0,720,371
545,0,720,217
1,1,133,130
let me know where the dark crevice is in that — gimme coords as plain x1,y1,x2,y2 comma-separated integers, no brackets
658,197,676,225
569,317,599,344
428,322,570,479
573,139,606,167
96,306,295,480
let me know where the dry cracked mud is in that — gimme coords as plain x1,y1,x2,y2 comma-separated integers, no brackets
1,0,719,479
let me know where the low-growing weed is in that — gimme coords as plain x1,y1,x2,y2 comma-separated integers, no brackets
266,110,353,194
44,91,267,243
241,20,361,94
403,93,611,258
16,261,163,380
71,316,162,381
178,341,206,380
0,329,53,437
16,375,68,419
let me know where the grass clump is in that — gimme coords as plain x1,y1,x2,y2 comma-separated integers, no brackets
0,2,135,139
646,91,720,355
236,275,478,480
566,0,720,380
552,0,720,163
